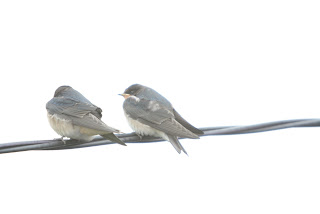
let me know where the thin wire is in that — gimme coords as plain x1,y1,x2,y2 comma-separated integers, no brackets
0,118,319,154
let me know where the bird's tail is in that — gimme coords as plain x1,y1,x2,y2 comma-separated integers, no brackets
167,135,188,155
101,133,127,146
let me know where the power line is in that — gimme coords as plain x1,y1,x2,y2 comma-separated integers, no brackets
0,118,319,154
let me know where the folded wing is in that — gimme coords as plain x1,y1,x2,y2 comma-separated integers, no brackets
46,97,117,133
124,97,200,138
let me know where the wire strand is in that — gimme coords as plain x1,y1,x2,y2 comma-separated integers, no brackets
0,118,319,154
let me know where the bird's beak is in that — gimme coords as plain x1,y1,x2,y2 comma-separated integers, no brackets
119,93,131,99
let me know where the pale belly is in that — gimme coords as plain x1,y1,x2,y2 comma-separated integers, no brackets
47,112,94,142
125,113,169,141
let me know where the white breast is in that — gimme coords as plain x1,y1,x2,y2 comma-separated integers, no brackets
47,112,94,142
124,113,169,141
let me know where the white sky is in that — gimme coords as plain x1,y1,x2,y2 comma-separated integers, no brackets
1,1,320,213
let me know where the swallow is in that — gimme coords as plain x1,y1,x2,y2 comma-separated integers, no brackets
120,84,203,154
46,85,126,146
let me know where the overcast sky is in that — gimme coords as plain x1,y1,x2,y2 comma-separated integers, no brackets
1,1,320,213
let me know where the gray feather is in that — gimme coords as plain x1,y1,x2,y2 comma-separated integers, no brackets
138,117,199,139
101,133,126,146
173,109,204,135
46,97,102,119
167,135,188,155
72,114,119,133
124,84,172,108
123,98,173,123
46,97,116,133
124,97,200,138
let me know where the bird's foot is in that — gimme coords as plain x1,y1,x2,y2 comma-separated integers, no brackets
136,133,143,141
54,136,67,144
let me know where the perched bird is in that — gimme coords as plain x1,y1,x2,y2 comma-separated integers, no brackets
46,86,126,146
120,84,203,154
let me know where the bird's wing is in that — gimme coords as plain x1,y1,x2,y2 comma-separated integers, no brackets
173,109,203,135
46,97,102,118
46,97,116,133
124,97,199,138
72,114,119,133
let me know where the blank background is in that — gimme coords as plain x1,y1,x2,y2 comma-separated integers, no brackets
0,1,319,213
